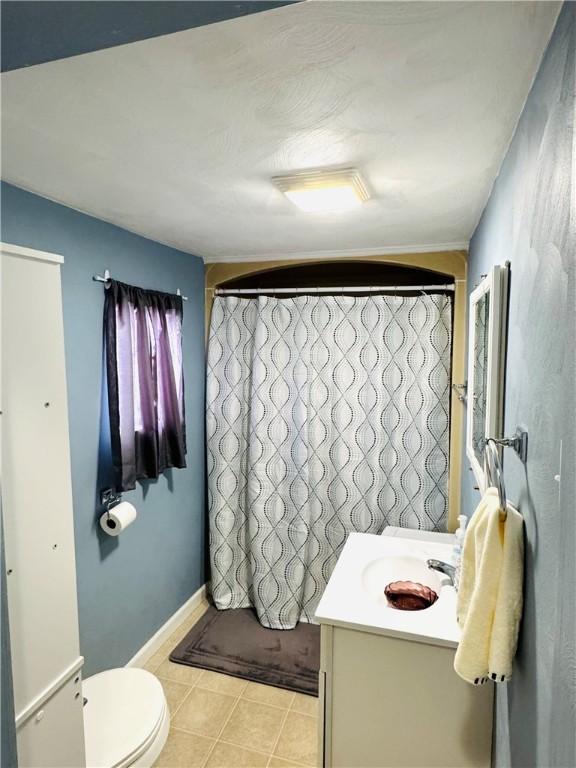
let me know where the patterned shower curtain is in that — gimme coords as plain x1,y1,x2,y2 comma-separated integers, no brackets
207,293,452,629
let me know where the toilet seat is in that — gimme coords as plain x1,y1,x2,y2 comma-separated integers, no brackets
83,668,169,768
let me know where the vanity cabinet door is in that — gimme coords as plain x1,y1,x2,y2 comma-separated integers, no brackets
323,625,492,768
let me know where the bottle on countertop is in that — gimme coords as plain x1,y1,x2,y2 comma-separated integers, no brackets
452,514,468,590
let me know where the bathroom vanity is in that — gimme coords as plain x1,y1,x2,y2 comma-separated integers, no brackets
315,533,493,768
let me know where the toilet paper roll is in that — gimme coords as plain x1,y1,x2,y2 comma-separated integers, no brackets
100,502,137,536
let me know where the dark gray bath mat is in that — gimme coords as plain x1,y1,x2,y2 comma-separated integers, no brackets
169,605,320,696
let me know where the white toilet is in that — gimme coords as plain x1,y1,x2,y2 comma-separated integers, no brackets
83,668,169,768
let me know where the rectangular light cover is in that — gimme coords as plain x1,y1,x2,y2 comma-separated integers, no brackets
274,168,369,213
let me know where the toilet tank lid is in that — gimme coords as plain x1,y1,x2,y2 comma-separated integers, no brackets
83,667,167,768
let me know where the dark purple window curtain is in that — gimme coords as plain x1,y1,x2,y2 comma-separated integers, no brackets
105,280,186,491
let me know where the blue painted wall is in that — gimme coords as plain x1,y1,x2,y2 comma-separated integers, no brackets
461,5,575,767
1,182,206,676
1,1,298,72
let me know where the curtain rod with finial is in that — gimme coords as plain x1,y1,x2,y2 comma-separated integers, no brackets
93,269,188,300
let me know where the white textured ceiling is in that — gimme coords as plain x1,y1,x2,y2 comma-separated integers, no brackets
1,1,560,262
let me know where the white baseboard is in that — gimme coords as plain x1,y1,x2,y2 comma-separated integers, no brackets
126,583,207,668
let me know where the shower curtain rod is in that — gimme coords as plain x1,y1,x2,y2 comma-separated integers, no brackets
215,284,455,296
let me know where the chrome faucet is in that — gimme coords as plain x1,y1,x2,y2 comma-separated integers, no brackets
426,559,456,586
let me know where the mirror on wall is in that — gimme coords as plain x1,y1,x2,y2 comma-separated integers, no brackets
466,264,509,489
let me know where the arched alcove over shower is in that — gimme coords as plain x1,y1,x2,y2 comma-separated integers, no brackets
204,251,467,528
214,260,455,293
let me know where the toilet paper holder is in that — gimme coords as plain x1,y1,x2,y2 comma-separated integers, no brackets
99,492,137,537
101,488,122,517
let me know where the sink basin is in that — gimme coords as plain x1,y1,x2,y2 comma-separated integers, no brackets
315,533,460,647
361,555,443,603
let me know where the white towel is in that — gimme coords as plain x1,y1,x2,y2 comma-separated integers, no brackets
454,488,524,685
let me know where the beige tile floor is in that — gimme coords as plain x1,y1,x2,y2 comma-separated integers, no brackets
139,601,319,768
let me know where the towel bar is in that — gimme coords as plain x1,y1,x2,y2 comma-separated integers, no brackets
484,429,528,516
488,429,528,463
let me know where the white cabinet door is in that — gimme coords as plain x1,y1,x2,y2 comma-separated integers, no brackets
1,243,85,767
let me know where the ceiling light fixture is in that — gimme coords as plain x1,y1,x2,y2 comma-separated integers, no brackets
273,168,370,213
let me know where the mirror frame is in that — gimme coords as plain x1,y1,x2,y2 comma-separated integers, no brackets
466,264,509,490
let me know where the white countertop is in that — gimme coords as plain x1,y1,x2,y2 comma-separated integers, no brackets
315,532,461,649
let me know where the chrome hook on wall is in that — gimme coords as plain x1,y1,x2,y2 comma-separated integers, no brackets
452,382,468,403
